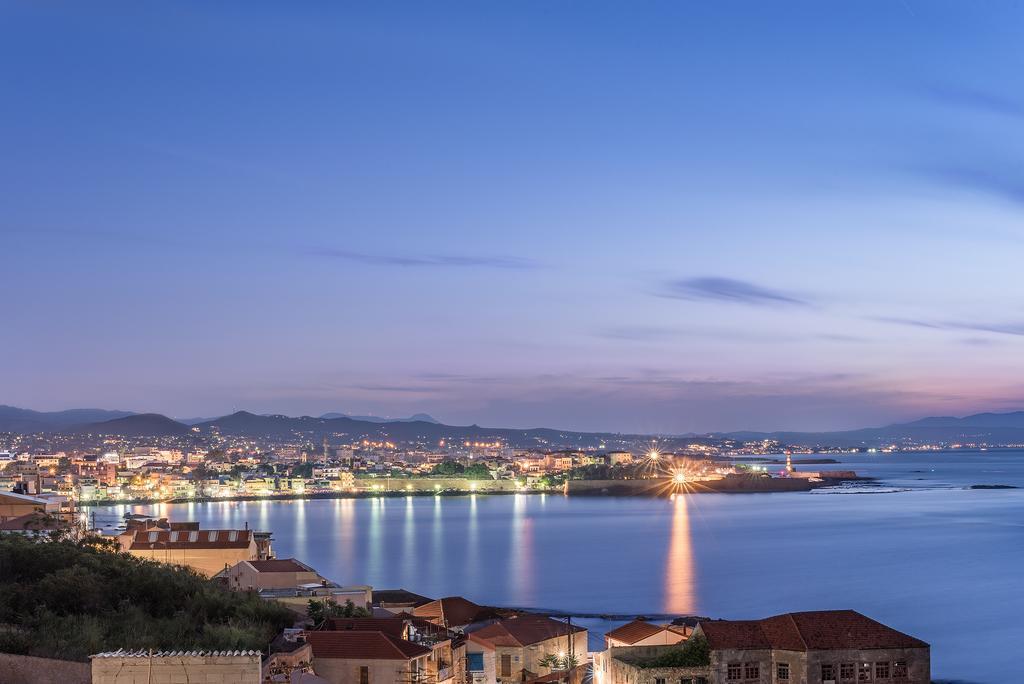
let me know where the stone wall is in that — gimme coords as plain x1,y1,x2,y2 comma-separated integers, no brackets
0,653,90,684
91,652,263,684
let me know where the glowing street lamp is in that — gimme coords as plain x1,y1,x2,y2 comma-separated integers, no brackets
647,450,661,461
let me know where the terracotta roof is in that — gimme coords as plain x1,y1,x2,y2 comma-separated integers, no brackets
469,616,585,648
373,589,433,607
0,512,70,531
413,596,489,627
304,631,431,661
605,620,665,645
698,611,928,652
127,528,253,550
324,618,408,638
247,559,311,573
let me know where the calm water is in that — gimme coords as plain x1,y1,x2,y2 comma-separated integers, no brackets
100,452,1024,684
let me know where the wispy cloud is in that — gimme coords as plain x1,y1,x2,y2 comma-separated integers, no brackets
925,166,1024,206
312,248,540,270
873,316,1024,337
925,84,1024,120
661,277,809,307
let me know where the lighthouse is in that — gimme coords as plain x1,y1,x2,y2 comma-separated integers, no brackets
785,450,793,474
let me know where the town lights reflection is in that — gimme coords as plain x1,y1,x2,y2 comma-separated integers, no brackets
664,492,695,614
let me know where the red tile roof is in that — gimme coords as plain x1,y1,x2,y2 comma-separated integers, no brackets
324,618,408,639
413,596,490,627
469,616,585,648
127,528,253,550
605,620,667,645
698,611,928,652
304,631,431,661
247,559,311,573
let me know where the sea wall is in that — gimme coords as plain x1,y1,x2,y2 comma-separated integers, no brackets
357,478,521,493
565,475,815,496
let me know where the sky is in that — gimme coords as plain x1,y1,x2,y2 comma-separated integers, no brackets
4,1,1024,433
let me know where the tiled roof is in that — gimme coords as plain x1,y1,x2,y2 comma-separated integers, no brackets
413,596,489,626
91,650,260,658
304,631,431,661
324,617,408,638
127,528,253,550
247,559,311,573
469,616,585,648
605,620,665,645
373,589,433,607
698,611,929,652
0,512,70,531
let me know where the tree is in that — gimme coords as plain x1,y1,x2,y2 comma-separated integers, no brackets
432,461,465,476
306,598,370,628
644,635,710,668
538,653,580,671
462,463,494,480
0,534,293,661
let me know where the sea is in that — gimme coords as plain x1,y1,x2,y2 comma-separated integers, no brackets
96,451,1024,684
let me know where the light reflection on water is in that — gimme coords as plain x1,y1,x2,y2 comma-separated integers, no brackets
104,451,1024,684
664,494,694,614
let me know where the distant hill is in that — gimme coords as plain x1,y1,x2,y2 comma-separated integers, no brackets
8,403,1024,448
319,412,439,424
196,410,623,447
0,405,135,433
64,413,193,437
720,410,1024,447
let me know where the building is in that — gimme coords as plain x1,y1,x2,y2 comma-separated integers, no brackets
595,610,929,684
0,490,63,520
91,649,262,684
303,630,433,684
413,596,495,630
221,558,328,591
216,557,373,611
697,610,929,684
604,620,691,648
372,588,434,613
115,519,265,576
466,615,588,684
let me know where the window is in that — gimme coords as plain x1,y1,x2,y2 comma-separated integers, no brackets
744,663,759,680
680,679,693,684
822,664,835,681
777,662,789,680
875,662,890,680
359,666,369,684
696,679,708,684
840,663,855,681
655,678,666,684
893,662,908,679
858,663,872,681
727,663,742,680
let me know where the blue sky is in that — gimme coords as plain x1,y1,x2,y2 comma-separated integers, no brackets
4,1,1024,432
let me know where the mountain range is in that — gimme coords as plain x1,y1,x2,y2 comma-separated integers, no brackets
5,405,1024,448
318,412,439,424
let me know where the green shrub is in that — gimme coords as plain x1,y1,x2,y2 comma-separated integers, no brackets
0,534,293,661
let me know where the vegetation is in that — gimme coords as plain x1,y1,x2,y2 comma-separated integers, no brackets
539,653,580,670
640,634,710,668
565,463,641,480
431,461,494,480
306,598,370,628
0,533,294,661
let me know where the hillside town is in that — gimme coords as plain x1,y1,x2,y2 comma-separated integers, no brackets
0,503,931,684
0,433,871,508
